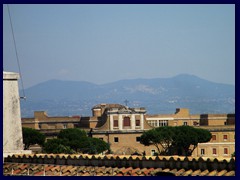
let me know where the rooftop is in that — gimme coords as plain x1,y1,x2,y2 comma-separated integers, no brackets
3,154,235,176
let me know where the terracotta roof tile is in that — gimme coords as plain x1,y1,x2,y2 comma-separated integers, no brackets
3,153,235,176
191,169,201,176
175,168,185,176
224,170,235,176
208,170,218,176
217,170,227,176
182,169,193,176
199,169,209,176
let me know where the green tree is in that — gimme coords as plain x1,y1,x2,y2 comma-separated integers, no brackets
57,128,87,141
172,126,211,156
44,128,111,155
88,138,110,154
22,127,46,150
43,139,75,154
140,126,175,155
140,126,211,156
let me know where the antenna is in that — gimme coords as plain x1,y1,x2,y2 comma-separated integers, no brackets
7,4,26,100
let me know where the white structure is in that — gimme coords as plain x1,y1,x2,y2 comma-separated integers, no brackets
108,107,146,131
3,71,31,157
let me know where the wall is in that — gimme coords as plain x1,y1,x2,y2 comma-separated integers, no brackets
3,71,31,157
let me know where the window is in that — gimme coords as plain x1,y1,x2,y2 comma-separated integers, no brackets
63,124,67,129
200,149,205,155
136,137,141,142
159,120,168,127
136,120,140,126
223,135,228,141
114,137,119,143
212,135,216,141
123,117,130,127
151,150,156,156
183,122,188,126
213,148,217,155
113,120,118,127
224,148,228,155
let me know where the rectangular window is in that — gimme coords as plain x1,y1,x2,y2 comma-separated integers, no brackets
183,122,188,126
123,117,130,127
151,150,156,156
213,148,217,155
224,148,228,155
63,124,67,129
212,135,216,141
136,120,140,126
113,120,118,127
200,149,205,155
114,137,119,143
159,120,168,127
136,137,141,142
223,135,228,141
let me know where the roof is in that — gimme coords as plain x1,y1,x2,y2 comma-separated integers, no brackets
3,154,235,176
92,104,126,110
3,163,235,176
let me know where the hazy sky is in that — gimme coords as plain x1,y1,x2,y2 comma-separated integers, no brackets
3,4,235,88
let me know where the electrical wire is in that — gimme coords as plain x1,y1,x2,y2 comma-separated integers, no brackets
7,4,26,100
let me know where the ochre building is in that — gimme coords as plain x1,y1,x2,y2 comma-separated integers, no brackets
21,104,235,158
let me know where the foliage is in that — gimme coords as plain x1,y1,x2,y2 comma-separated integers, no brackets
44,128,110,154
172,126,212,156
57,128,87,141
22,127,46,150
43,139,75,154
140,126,175,155
140,126,211,156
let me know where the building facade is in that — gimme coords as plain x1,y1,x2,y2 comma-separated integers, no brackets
21,104,235,158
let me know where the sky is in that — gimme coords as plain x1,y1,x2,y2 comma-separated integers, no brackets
3,4,235,88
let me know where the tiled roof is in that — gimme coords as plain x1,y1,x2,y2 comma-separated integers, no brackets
4,154,235,176
3,163,235,176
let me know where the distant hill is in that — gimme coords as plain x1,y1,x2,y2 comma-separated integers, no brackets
20,74,235,117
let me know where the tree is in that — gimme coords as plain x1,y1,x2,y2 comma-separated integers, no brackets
57,128,87,141
44,128,111,154
140,126,211,156
43,139,75,154
140,126,175,155
22,127,46,150
172,126,211,156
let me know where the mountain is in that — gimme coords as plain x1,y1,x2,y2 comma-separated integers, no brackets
20,74,235,117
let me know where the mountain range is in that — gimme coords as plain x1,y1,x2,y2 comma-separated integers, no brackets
20,74,235,117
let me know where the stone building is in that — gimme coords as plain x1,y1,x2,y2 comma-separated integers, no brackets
90,104,153,155
22,111,82,138
21,104,235,158
145,108,235,158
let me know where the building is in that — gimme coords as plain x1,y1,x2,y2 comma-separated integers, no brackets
21,104,235,158
22,111,83,138
145,108,235,158
90,104,153,155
